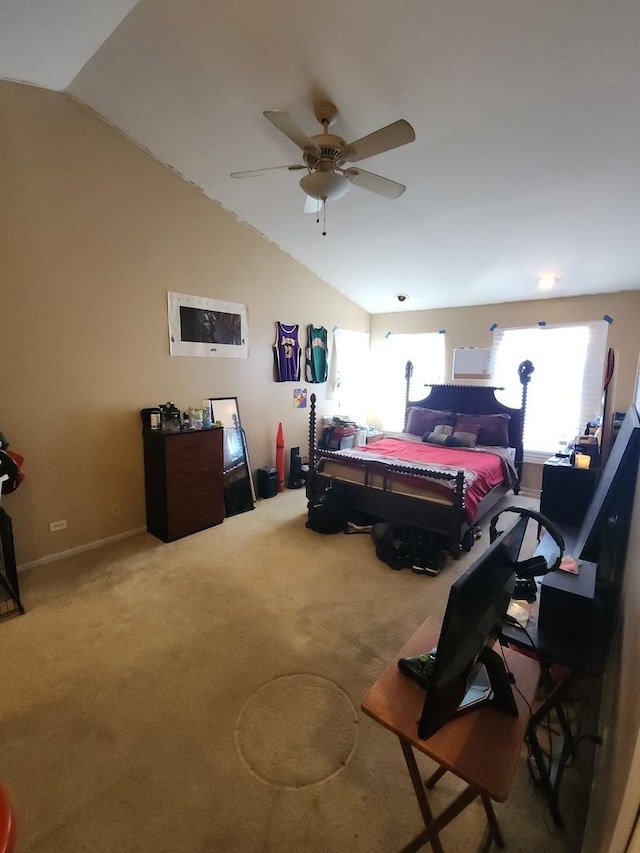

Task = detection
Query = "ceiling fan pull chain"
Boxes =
[322,199,327,237]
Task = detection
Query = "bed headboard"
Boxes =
[404,359,534,479]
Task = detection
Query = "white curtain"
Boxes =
[329,328,370,425]
[370,332,445,431]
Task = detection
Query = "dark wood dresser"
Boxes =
[142,428,224,542]
[540,456,598,528]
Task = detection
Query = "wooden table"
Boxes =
[361,615,540,852]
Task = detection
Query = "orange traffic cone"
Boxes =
[276,422,285,492]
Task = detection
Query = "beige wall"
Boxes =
[370,293,640,492]
[0,82,368,564]
[2,81,639,565]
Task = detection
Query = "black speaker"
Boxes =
[257,467,278,499]
[288,447,303,489]
[538,559,597,647]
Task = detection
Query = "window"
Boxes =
[491,321,609,461]
[329,328,371,425]
[371,332,446,431]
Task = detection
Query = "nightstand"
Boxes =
[540,457,598,528]
[366,432,384,444]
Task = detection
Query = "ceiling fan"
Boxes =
[231,100,415,208]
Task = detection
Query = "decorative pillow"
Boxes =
[405,407,455,437]
[455,413,511,447]
[423,424,455,445]
[448,425,480,448]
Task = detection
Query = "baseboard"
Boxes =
[17,489,540,570]
[518,486,541,499]
[17,526,147,572]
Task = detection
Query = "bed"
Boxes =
[306,360,534,556]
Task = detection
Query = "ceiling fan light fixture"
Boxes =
[299,170,351,202]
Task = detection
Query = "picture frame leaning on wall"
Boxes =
[209,397,255,516]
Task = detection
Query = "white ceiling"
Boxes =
[3,0,640,314]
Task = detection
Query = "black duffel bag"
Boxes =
[306,483,347,534]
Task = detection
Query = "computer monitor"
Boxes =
[416,513,529,740]
[575,405,640,589]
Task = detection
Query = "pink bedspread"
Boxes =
[323,437,510,522]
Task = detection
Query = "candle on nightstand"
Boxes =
[575,453,591,469]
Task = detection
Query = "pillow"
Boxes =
[405,407,455,437]
[424,422,479,447]
[423,424,454,445]
[448,425,479,448]
[455,413,511,447]
[437,417,480,447]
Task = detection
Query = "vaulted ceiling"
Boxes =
[3,0,640,313]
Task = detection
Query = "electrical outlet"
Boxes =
[49,520,67,532]
[111,503,121,517]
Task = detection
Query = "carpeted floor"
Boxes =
[1,490,595,851]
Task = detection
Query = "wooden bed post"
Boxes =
[307,392,317,495]
[518,360,535,449]
[404,360,414,431]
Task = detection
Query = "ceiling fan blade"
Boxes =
[345,119,415,163]
[263,111,321,155]
[230,165,306,178]
[345,168,406,199]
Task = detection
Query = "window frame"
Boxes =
[371,331,446,432]
[491,320,609,463]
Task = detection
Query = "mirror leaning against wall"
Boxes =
[209,397,255,517]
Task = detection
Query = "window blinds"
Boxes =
[491,321,609,460]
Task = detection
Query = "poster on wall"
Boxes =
[293,388,307,408]
[168,292,248,358]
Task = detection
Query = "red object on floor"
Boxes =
[0,784,16,853]
[276,422,285,492]
[0,450,25,495]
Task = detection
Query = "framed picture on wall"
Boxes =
[168,291,248,358]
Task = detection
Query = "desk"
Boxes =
[361,615,539,852]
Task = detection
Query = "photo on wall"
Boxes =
[168,291,248,358]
